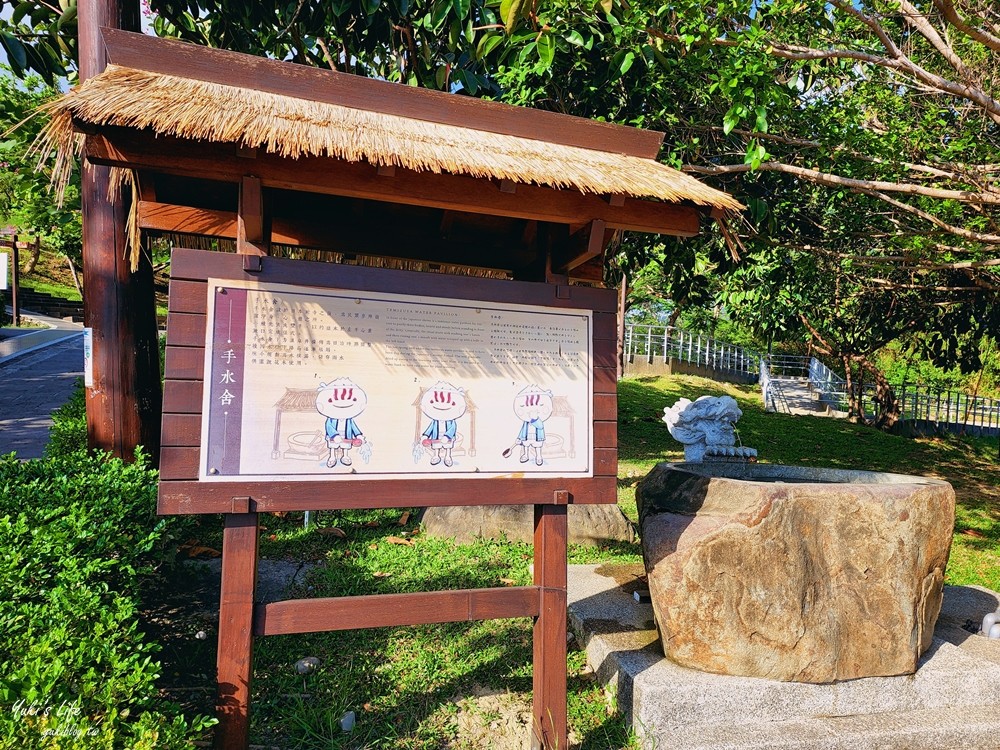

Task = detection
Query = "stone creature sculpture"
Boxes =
[662,395,757,462]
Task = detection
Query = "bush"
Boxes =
[0,450,214,747]
[45,383,87,458]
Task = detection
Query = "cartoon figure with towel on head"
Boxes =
[316,377,371,468]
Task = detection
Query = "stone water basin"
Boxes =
[636,462,955,684]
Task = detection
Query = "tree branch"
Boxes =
[932,0,1000,53]
[683,161,1000,205]
[686,124,989,181]
[868,191,1000,243]
[829,0,903,57]
[648,16,1000,124]
[897,0,971,78]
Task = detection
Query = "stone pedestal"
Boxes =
[636,462,955,683]
[568,564,1000,750]
[419,504,636,546]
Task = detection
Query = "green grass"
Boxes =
[204,508,640,749]
[17,277,82,302]
[170,374,1000,748]
[618,374,1000,590]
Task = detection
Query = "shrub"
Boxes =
[45,382,87,459]
[0,450,214,747]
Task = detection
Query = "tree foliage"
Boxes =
[0,70,81,267]
[2,0,998,424]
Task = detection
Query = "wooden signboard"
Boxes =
[159,247,618,750]
[160,248,618,513]
[199,279,594,481]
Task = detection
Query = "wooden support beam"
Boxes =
[553,219,608,274]
[256,587,541,636]
[216,513,258,750]
[79,0,161,464]
[85,131,702,237]
[138,201,237,237]
[101,27,665,159]
[237,175,267,256]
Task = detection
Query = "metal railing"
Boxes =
[897,385,1000,433]
[623,323,761,377]
[761,354,1000,432]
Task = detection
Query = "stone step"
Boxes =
[567,564,1000,750]
[11,290,84,322]
[766,378,830,416]
[660,705,1000,750]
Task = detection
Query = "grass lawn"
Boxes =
[164,373,998,748]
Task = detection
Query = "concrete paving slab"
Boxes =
[568,564,1000,750]
[0,335,83,459]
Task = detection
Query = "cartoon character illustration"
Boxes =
[316,377,368,468]
[417,381,468,467]
[506,385,554,466]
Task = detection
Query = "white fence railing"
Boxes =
[623,324,761,377]
[759,355,1000,433]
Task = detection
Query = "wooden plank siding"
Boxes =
[86,130,702,238]
[158,248,618,515]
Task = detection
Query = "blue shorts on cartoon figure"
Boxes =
[513,385,554,466]
[316,378,367,468]
[419,381,467,467]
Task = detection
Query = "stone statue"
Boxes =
[662,395,757,462]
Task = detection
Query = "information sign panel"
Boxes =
[200,279,593,482]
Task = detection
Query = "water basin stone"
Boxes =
[636,462,955,683]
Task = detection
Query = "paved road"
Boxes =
[0,313,84,460]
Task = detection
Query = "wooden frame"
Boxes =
[71,21,725,750]
[160,248,618,515]
[161,248,617,749]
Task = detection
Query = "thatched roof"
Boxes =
[41,62,741,213]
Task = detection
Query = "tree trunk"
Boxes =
[65,254,82,299]
[23,237,41,275]
[616,272,628,379]
[867,363,900,430]
[842,354,863,422]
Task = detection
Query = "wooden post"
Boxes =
[217,512,259,750]
[532,496,568,750]
[11,238,20,327]
[79,0,162,462]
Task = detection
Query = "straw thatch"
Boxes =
[40,64,742,213]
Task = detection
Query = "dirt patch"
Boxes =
[447,686,532,750]
[446,685,583,750]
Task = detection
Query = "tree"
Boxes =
[647,0,1000,375]
[0,0,512,94]
[491,0,998,424]
[0,71,82,285]
[5,0,998,431]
